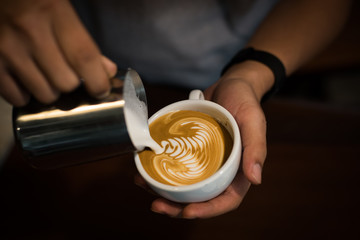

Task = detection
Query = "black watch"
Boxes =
[221,47,286,102]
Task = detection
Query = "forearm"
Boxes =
[223,0,352,100]
[248,0,352,76]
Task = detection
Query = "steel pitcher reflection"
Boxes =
[13,69,148,169]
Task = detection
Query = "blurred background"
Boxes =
[1,2,359,240]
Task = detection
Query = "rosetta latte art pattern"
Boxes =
[139,110,230,186]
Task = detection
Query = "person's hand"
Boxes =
[136,60,274,218]
[0,0,117,106]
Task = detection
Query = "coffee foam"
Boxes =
[139,110,233,186]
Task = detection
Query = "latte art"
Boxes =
[139,110,233,186]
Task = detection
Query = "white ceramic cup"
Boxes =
[134,90,242,203]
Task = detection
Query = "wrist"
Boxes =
[221,47,286,102]
[222,60,275,102]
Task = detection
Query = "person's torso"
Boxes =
[73,0,278,89]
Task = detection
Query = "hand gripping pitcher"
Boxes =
[13,69,158,169]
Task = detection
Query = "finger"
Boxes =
[0,64,29,106]
[134,174,147,188]
[52,2,110,98]
[101,56,118,78]
[15,57,59,104]
[31,22,80,93]
[181,173,251,219]
[1,28,59,104]
[134,174,158,196]
[150,173,251,219]
[151,198,185,218]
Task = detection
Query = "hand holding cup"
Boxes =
[135,90,242,203]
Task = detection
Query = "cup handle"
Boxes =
[189,90,205,100]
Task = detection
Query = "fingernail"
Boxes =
[151,207,168,216]
[96,89,111,99]
[252,163,262,184]
[151,207,162,214]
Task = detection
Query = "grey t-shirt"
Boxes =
[73,0,279,89]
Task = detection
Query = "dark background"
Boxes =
[1,2,360,240]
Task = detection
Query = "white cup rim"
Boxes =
[135,98,241,193]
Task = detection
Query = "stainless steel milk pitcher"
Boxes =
[13,69,147,169]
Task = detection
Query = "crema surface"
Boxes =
[139,110,233,186]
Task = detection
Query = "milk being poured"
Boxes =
[123,71,163,154]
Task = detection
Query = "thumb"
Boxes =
[238,104,267,185]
